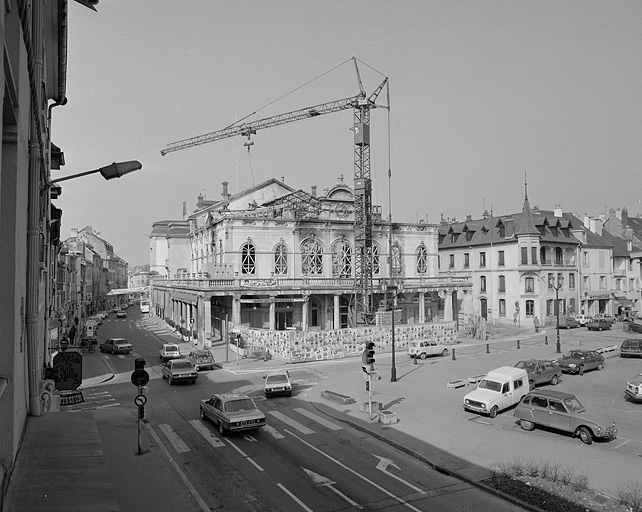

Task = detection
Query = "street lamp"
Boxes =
[50,160,142,184]
[551,277,564,354]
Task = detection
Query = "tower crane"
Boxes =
[161,58,389,325]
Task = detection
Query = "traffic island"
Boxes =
[321,390,356,405]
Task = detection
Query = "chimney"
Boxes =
[311,185,317,197]
[554,205,563,217]
[222,181,229,199]
[281,176,285,183]
[622,207,629,228]
[466,214,472,221]
[182,202,187,220]
[71,227,78,237]
[583,215,590,228]
[197,193,204,208]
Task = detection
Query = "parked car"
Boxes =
[575,314,592,327]
[116,310,127,319]
[463,366,529,418]
[514,389,617,445]
[88,315,102,326]
[187,350,216,371]
[264,370,293,398]
[99,338,133,355]
[625,373,642,402]
[562,317,580,329]
[587,318,612,331]
[514,359,562,390]
[593,313,615,324]
[556,350,604,375]
[407,339,450,359]
[161,359,198,385]
[159,343,181,362]
[620,339,642,358]
[199,393,266,435]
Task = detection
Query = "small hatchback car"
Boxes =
[620,339,642,358]
[161,359,198,385]
[625,374,642,402]
[188,350,216,371]
[159,343,181,362]
[264,370,293,398]
[514,389,617,445]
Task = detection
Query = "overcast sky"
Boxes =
[52,0,642,267]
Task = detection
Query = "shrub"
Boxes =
[618,481,642,512]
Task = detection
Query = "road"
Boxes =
[80,310,530,511]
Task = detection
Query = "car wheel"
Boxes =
[218,420,227,436]
[520,420,535,431]
[528,380,535,391]
[597,363,604,371]
[578,426,593,445]
[489,406,499,418]
[550,375,559,385]
[578,365,585,376]
[419,353,427,360]
[441,348,449,357]
[199,407,206,421]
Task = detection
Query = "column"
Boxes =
[269,297,276,331]
[301,296,309,331]
[232,294,241,326]
[419,291,426,324]
[444,289,453,321]
[202,298,212,349]
[333,295,341,329]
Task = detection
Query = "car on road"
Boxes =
[407,339,450,359]
[514,389,617,445]
[555,350,604,375]
[574,314,592,327]
[199,393,266,435]
[514,359,562,390]
[161,359,198,385]
[463,366,529,418]
[264,370,293,397]
[88,315,102,326]
[187,350,216,371]
[562,317,580,329]
[587,318,612,331]
[116,310,127,319]
[625,374,642,402]
[593,313,615,324]
[620,339,642,358]
[159,343,181,362]
[99,338,133,355]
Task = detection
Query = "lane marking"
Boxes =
[158,423,190,453]
[294,407,342,431]
[226,438,263,471]
[286,429,422,511]
[263,425,285,439]
[268,411,315,435]
[189,420,225,448]
[277,483,314,512]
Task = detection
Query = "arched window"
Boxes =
[331,238,352,277]
[391,242,402,275]
[274,241,288,275]
[302,238,323,275]
[241,242,256,275]
[416,243,427,274]
[480,275,487,292]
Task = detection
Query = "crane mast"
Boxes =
[161,59,389,325]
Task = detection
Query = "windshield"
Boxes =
[565,351,585,359]
[563,397,584,413]
[225,399,256,413]
[478,379,502,392]
[267,375,289,384]
[172,361,192,369]
[515,362,535,372]
[165,346,179,353]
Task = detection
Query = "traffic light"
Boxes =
[134,358,146,370]
[365,342,375,366]
[138,405,145,420]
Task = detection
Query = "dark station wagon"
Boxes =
[620,339,642,358]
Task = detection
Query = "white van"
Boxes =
[463,366,529,418]
[407,340,450,359]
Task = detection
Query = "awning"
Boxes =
[106,286,149,296]
[614,299,635,307]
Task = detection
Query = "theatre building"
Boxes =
[150,177,471,357]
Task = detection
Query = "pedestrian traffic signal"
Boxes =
[365,342,375,366]
[138,405,145,420]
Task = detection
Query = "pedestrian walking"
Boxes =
[533,316,540,333]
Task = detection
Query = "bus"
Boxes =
[140,300,150,314]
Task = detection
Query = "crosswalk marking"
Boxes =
[159,423,191,453]
[189,420,225,448]
[263,425,286,439]
[294,408,342,430]
[268,411,315,435]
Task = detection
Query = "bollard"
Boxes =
[517,339,521,350]
[486,344,490,354]
[545,335,548,345]
[414,355,417,365]
[452,348,456,361]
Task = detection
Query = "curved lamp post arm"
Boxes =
[51,160,142,183]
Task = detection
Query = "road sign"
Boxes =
[134,394,147,407]
[52,351,82,391]
[130,369,150,387]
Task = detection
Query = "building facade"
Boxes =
[151,178,471,346]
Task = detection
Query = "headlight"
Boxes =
[569,364,576,368]
[480,404,486,409]
[596,427,603,434]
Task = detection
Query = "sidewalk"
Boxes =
[3,317,618,512]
